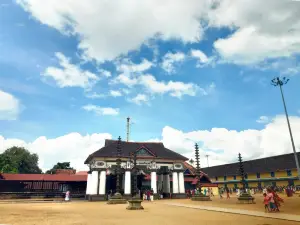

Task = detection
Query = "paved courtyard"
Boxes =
[0,195,300,225]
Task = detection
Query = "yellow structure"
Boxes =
[202,153,300,188]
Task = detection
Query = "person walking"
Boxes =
[263,193,270,213]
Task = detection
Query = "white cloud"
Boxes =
[0,90,21,120]
[17,1,300,66]
[43,52,99,89]
[110,90,122,97]
[85,92,106,99]
[210,0,300,64]
[116,58,153,74]
[98,69,111,78]
[2,114,299,172]
[139,74,198,98]
[128,94,149,105]
[16,0,210,62]
[256,116,270,124]
[161,52,186,73]
[0,133,112,171]
[113,73,201,98]
[190,49,215,67]
[158,115,300,167]
[82,104,119,116]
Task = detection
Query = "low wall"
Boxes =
[0,192,85,200]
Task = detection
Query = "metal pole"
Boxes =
[278,83,300,180]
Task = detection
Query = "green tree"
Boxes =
[45,162,74,174]
[0,146,42,174]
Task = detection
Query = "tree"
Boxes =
[45,162,74,174]
[0,146,42,174]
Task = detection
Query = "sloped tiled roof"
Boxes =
[0,173,87,181]
[201,152,300,177]
[85,139,188,163]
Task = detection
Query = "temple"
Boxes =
[84,139,213,201]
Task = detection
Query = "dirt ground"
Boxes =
[0,197,300,225]
[170,193,300,215]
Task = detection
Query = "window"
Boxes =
[233,175,236,180]
[224,176,227,181]
[244,174,248,179]
[256,173,260,178]
[287,170,292,177]
[215,177,218,181]
[270,172,275,177]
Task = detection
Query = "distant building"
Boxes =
[85,139,214,201]
[202,152,300,189]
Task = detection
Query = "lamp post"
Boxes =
[271,77,300,180]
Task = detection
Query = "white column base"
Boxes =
[172,172,179,194]
[98,170,106,195]
[151,171,157,194]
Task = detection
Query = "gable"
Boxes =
[135,146,155,157]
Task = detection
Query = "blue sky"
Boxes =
[1,0,300,170]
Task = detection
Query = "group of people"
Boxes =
[263,187,284,212]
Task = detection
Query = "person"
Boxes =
[263,193,269,213]
[267,188,275,212]
[204,188,207,196]
[150,188,154,201]
[271,188,283,212]
[226,187,230,199]
[65,190,70,202]
[210,188,214,197]
[219,188,223,199]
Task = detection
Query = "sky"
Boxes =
[1,0,300,172]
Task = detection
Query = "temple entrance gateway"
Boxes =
[84,139,192,201]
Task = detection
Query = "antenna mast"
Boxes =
[126,117,130,142]
[205,154,210,167]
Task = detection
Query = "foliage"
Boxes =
[45,162,74,174]
[0,146,42,174]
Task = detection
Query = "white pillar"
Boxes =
[172,172,179,193]
[86,173,92,195]
[124,170,131,195]
[98,170,106,195]
[151,171,157,194]
[163,174,170,193]
[178,172,185,193]
[91,171,99,195]
[158,174,163,192]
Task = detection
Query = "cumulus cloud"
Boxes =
[210,0,300,64]
[0,90,21,120]
[256,116,270,124]
[17,0,300,66]
[161,52,186,73]
[1,114,299,172]
[16,0,210,62]
[128,94,149,105]
[82,104,119,116]
[159,115,300,167]
[0,133,111,171]
[43,52,99,89]
[110,90,122,97]
[190,49,215,67]
[112,73,203,98]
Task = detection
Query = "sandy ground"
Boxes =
[0,197,299,225]
[169,194,300,215]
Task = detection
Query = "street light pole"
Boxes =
[271,77,300,180]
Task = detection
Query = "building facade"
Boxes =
[202,153,300,189]
[84,139,212,201]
